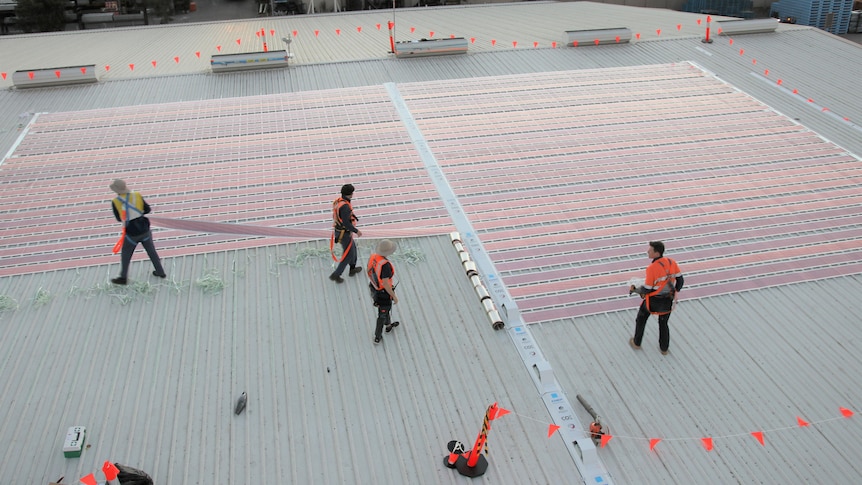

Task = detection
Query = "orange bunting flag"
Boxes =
[174,56,180,63]
[494,407,510,419]
[195,51,201,58]
[840,407,854,418]
[792,88,799,94]
[1,72,6,80]
[80,474,97,485]
[656,29,661,36]
[552,41,557,48]
[491,39,497,46]
[429,31,435,38]
[764,69,769,76]
[357,26,362,33]
[701,437,713,451]
[128,64,135,71]
[314,30,320,37]
[752,58,757,64]
[236,38,241,45]
[376,23,381,30]
[512,41,517,47]
[676,23,682,31]
[797,416,810,427]
[649,438,661,451]
[600,434,612,448]
[26,72,33,79]
[105,65,111,71]
[80,67,87,74]
[336,29,341,35]
[103,461,120,481]
[739,49,745,55]
[697,18,702,25]
[635,33,641,40]
[751,431,765,446]
[777,79,783,85]
[727,36,732,43]
[410,27,415,33]
[533,41,538,48]
[292,30,297,37]
[470,37,475,43]
[55,71,62,78]
[151,60,157,68]
[547,424,560,437]
[217,45,222,52]
[573,40,579,47]
[270,29,275,36]
[593,39,600,46]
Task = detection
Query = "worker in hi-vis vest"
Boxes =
[629,241,684,355]
[109,179,166,285]
[329,183,363,284]
[367,239,399,345]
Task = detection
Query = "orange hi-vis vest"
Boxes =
[332,197,357,230]
[367,253,394,291]
[644,257,681,297]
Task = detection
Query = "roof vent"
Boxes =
[13,65,98,89]
[717,18,779,35]
[394,37,468,58]
[210,51,290,73]
[565,28,632,47]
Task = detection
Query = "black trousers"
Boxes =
[119,230,165,279]
[371,286,392,339]
[332,232,357,277]
[633,300,671,352]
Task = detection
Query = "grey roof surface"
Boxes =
[1,2,862,484]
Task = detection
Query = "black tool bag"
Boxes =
[115,463,154,485]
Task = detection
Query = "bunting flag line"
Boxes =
[0,17,852,123]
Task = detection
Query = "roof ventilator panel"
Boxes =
[13,65,98,89]
[565,28,632,47]
[394,37,468,58]
[210,51,290,73]
[717,18,779,35]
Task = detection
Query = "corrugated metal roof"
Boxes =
[1,2,861,484]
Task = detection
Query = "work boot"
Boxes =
[629,337,641,350]
[153,271,167,278]
[385,321,400,333]
[660,348,669,355]
[329,274,344,284]
[349,266,363,276]
[373,336,382,345]
[111,277,127,285]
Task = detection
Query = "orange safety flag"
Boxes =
[112,210,126,254]
[112,227,125,254]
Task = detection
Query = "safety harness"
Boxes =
[330,196,358,262]
[645,258,677,315]
[367,253,394,291]
[111,192,148,252]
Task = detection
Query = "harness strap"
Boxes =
[330,230,354,262]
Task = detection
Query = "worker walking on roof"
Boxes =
[629,241,684,355]
[108,179,166,285]
[329,184,363,283]
[368,239,399,345]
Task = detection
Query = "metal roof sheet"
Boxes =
[0,2,861,484]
